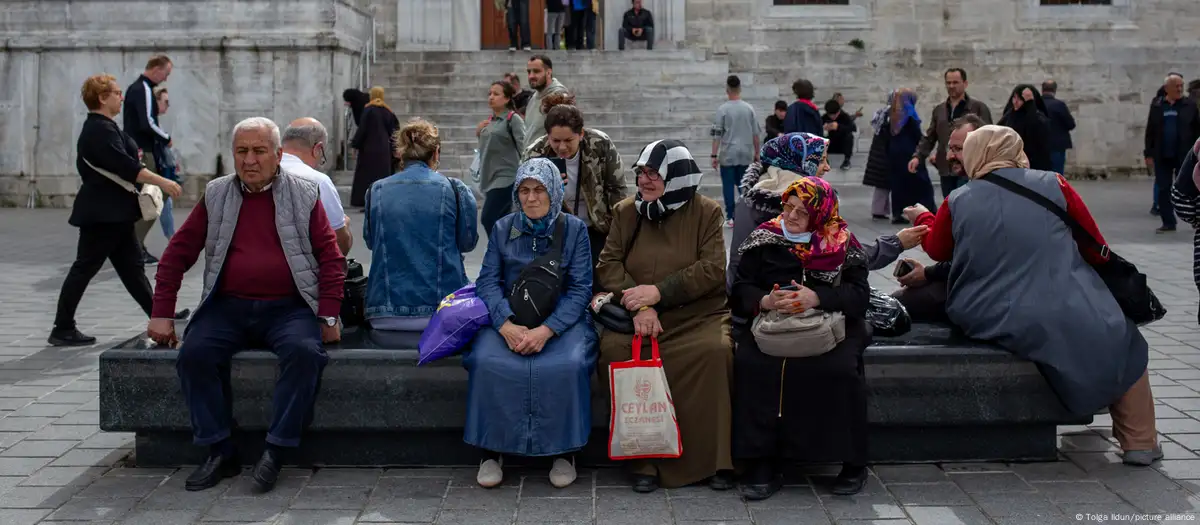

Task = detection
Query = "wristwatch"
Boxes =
[319,316,338,327]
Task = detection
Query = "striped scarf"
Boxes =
[632,139,703,221]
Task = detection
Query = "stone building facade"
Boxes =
[0,0,372,207]
[1,0,1196,206]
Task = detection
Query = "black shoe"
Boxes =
[840,162,851,170]
[174,309,191,321]
[708,470,735,491]
[142,253,159,266]
[891,218,908,225]
[830,465,868,496]
[738,479,781,501]
[1156,226,1177,234]
[47,328,97,347]
[251,447,283,493]
[185,453,240,491]
[631,474,658,493]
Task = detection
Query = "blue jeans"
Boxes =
[159,197,175,239]
[1049,150,1067,176]
[1155,158,1180,228]
[719,165,747,220]
[176,295,328,447]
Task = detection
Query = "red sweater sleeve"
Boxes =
[152,200,209,318]
[309,201,347,317]
[1057,175,1109,265]
[915,197,955,261]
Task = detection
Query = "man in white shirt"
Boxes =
[281,118,353,255]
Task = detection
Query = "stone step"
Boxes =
[374,84,776,99]
[393,95,784,114]
[373,61,732,78]
[419,110,718,128]
[375,48,709,64]
[432,124,716,142]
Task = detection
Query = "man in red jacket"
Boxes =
[147,117,346,494]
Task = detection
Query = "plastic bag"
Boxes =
[608,335,682,460]
[417,284,490,365]
[866,287,911,337]
[469,149,481,184]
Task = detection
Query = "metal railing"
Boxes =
[342,16,377,171]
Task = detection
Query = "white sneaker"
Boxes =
[522,46,533,51]
[724,219,734,228]
[508,47,517,52]
[477,458,504,488]
[549,457,577,488]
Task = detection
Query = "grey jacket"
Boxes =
[523,78,568,143]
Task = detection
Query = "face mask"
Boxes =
[781,220,812,243]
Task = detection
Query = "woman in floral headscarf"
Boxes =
[596,140,734,493]
[727,132,928,297]
[467,158,599,489]
[731,177,872,500]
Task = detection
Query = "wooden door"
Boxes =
[482,0,548,49]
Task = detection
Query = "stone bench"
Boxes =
[99,323,1091,467]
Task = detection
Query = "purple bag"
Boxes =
[417,284,491,366]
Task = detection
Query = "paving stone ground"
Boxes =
[0,180,1197,525]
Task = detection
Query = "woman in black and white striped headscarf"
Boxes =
[632,139,704,221]
[594,139,735,493]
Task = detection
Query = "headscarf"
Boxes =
[962,125,1030,180]
[343,88,369,125]
[365,86,392,113]
[890,89,921,135]
[738,177,860,273]
[1001,84,1049,118]
[759,132,829,176]
[632,139,703,221]
[511,158,564,243]
[870,90,895,135]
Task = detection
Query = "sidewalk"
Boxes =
[0,180,1195,524]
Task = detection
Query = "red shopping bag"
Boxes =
[607,335,682,460]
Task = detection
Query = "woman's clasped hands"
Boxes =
[760,281,820,314]
[499,321,554,355]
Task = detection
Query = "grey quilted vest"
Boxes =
[198,171,322,315]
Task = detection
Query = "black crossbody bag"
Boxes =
[980,173,1166,325]
[509,216,568,328]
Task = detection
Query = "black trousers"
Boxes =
[506,0,531,48]
[54,222,153,330]
[480,188,514,240]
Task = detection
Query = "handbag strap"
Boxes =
[548,214,568,261]
[978,173,1110,259]
[82,158,138,195]
[630,335,661,362]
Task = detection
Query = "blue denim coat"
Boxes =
[464,211,597,455]
[363,161,479,319]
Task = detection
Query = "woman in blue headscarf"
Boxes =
[885,88,937,224]
[467,157,599,490]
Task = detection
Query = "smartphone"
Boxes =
[549,157,568,183]
[779,283,801,291]
[894,260,915,278]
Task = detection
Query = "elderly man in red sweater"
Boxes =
[147,117,346,494]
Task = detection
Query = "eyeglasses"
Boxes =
[782,203,809,216]
[636,168,663,181]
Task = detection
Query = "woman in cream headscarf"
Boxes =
[909,125,1160,466]
[350,86,400,207]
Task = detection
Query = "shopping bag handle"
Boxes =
[630,335,661,362]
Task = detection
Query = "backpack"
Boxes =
[509,216,567,328]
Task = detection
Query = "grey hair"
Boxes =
[232,117,281,151]
[282,120,328,149]
[1166,72,1185,83]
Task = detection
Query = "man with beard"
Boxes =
[522,55,568,144]
[893,114,985,321]
[909,68,993,200]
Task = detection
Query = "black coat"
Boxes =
[122,75,170,152]
[862,126,891,189]
[1041,94,1076,152]
[822,112,857,155]
[69,113,145,227]
[999,86,1054,172]
[1145,96,1200,162]
[350,105,400,207]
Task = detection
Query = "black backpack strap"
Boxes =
[549,214,568,261]
[978,173,1110,258]
[505,111,520,156]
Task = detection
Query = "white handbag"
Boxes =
[83,158,163,222]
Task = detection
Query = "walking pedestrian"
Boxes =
[909,68,992,200]
[349,87,400,208]
[998,84,1054,172]
[49,74,184,346]
[1041,80,1076,175]
[711,75,761,227]
[124,55,174,265]
[889,89,937,223]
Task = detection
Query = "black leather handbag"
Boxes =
[341,258,367,328]
[980,173,1166,325]
[591,217,643,334]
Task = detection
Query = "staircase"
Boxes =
[334,49,869,205]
